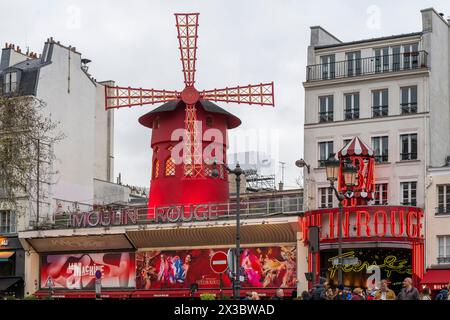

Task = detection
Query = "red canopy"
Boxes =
[421,269,450,286]
[338,137,374,157]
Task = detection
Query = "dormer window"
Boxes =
[4,71,17,93]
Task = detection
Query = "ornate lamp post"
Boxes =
[212,161,243,300]
[324,153,357,286]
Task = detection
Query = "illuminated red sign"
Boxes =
[302,206,424,242]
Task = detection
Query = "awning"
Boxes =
[421,269,450,285]
[0,277,22,291]
[0,251,15,262]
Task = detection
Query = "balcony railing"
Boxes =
[435,206,450,216]
[372,105,388,117]
[400,152,418,161]
[306,51,428,82]
[437,256,450,264]
[27,196,304,231]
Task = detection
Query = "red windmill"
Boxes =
[105,13,275,216]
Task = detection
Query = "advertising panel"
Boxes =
[136,246,296,290]
[40,252,136,289]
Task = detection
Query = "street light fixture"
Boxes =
[324,153,357,287]
[212,160,243,300]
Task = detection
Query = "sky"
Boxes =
[1,0,450,190]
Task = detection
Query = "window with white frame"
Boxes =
[4,72,17,93]
[346,51,361,76]
[372,89,388,117]
[375,47,389,73]
[344,93,359,120]
[320,55,335,80]
[371,136,389,163]
[318,187,333,208]
[400,133,417,160]
[400,86,417,114]
[437,235,450,264]
[373,183,388,205]
[0,210,16,234]
[318,141,333,167]
[319,95,333,123]
[403,43,419,69]
[400,181,417,206]
[437,185,450,215]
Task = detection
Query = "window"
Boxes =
[319,95,333,123]
[319,187,333,208]
[400,181,417,206]
[438,236,450,264]
[152,158,160,179]
[403,43,419,69]
[392,46,401,71]
[343,138,352,148]
[437,185,450,215]
[164,157,176,176]
[344,93,359,120]
[346,51,361,76]
[318,141,333,167]
[372,89,388,117]
[373,183,388,205]
[205,116,213,128]
[371,136,388,163]
[320,55,335,80]
[4,72,17,94]
[0,211,16,234]
[400,133,417,160]
[375,47,389,73]
[400,86,417,114]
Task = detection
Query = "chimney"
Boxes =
[278,182,284,191]
[1,42,29,70]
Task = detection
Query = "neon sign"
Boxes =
[327,251,412,278]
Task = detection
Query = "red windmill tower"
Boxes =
[104,13,274,216]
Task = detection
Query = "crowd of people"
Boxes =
[243,278,450,300]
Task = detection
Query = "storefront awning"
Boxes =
[0,251,15,262]
[0,277,22,291]
[421,269,450,285]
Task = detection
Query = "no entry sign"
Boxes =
[210,251,228,274]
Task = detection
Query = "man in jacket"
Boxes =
[374,280,396,300]
[310,277,327,300]
[397,277,420,300]
[435,284,449,300]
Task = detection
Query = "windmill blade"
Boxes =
[200,82,275,106]
[184,103,203,177]
[104,85,180,110]
[175,13,199,87]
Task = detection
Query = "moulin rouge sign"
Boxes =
[69,203,226,228]
[302,206,424,242]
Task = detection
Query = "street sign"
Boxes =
[210,251,228,274]
[95,270,102,280]
[332,257,359,266]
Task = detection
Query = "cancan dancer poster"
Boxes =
[136,246,296,290]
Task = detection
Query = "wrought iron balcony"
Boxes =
[435,206,450,216]
[306,51,428,82]
[437,256,450,264]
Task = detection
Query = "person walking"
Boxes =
[310,277,327,300]
[421,287,431,300]
[435,283,449,300]
[333,285,346,300]
[301,290,311,301]
[374,280,396,300]
[351,288,365,300]
[397,277,420,300]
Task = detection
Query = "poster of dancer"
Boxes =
[135,246,296,290]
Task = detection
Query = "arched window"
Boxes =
[165,157,176,176]
[153,158,160,179]
[205,116,213,128]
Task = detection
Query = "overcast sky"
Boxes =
[2,0,450,189]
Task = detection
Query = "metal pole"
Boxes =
[235,169,241,300]
[312,252,316,286]
[36,138,40,228]
[338,201,343,286]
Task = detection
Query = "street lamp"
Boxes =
[212,161,243,300]
[324,153,357,287]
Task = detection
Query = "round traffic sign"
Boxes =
[210,251,228,274]
[95,270,102,280]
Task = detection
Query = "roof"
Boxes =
[338,137,374,157]
[139,100,242,129]
[315,32,422,50]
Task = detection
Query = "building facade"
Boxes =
[302,8,450,292]
[0,38,120,297]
